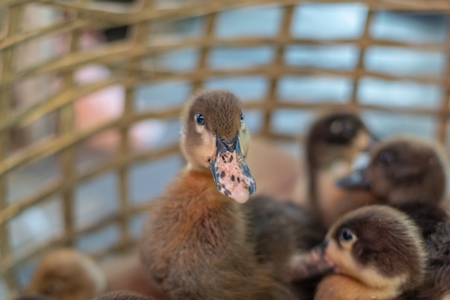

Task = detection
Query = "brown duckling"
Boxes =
[337,136,448,238]
[304,111,378,227]
[292,205,427,300]
[140,90,297,300]
[24,248,105,300]
[23,248,166,300]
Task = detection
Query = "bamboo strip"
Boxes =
[115,0,152,254]
[13,0,450,26]
[117,65,450,87]
[0,78,123,133]
[4,34,450,92]
[0,19,92,51]
[263,4,294,135]
[436,23,450,143]
[58,0,86,248]
[192,0,217,92]
[0,4,23,295]
[349,2,374,105]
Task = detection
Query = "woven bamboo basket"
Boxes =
[1,0,450,298]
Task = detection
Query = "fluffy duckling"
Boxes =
[337,136,448,238]
[140,90,297,300]
[24,248,105,300]
[304,111,378,227]
[23,248,166,300]
[292,205,427,300]
[94,291,151,300]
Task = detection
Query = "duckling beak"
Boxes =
[335,151,371,190]
[290,241,336,281]
[363,133,379,152]
[210,135,257,203]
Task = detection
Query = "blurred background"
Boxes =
[1,0,450,298]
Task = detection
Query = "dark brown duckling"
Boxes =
[292,205,427,300]
[337,136,448,238]
[140,90,296,300]
[304,111,378,227]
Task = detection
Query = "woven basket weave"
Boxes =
[1,0,450,298]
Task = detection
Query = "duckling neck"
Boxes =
[157,166,249,246]
[315,274,400,300]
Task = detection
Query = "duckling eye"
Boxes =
[241,113,244,121]
[340,229,354,241]
[196,113,205,126]
[330,120,343,134]
[379,151,396,164]
[43,281,61,295]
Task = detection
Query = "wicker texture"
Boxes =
[1,0,450,298]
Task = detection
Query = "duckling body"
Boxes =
[246,195,325,281]
[141,90,296,300]
[94,291,152,300]
[143,170,294,299]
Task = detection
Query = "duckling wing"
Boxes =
[400,218,450,300]
[426,219,450,292]
[244,195,325,269]
[395,202,447,239]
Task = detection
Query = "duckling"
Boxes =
[291,205,427,300]
[140,90,297,300]
[94,291,151,300]
[304,111,378,227]
[336,136,448,238]
[23,248,167,300]
[24,248,105,300]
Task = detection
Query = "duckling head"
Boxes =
[291,205,426,299]
[337,136,447,206]
[306,111,377,168]
[24,248,106,300]
[180,90,256,203]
